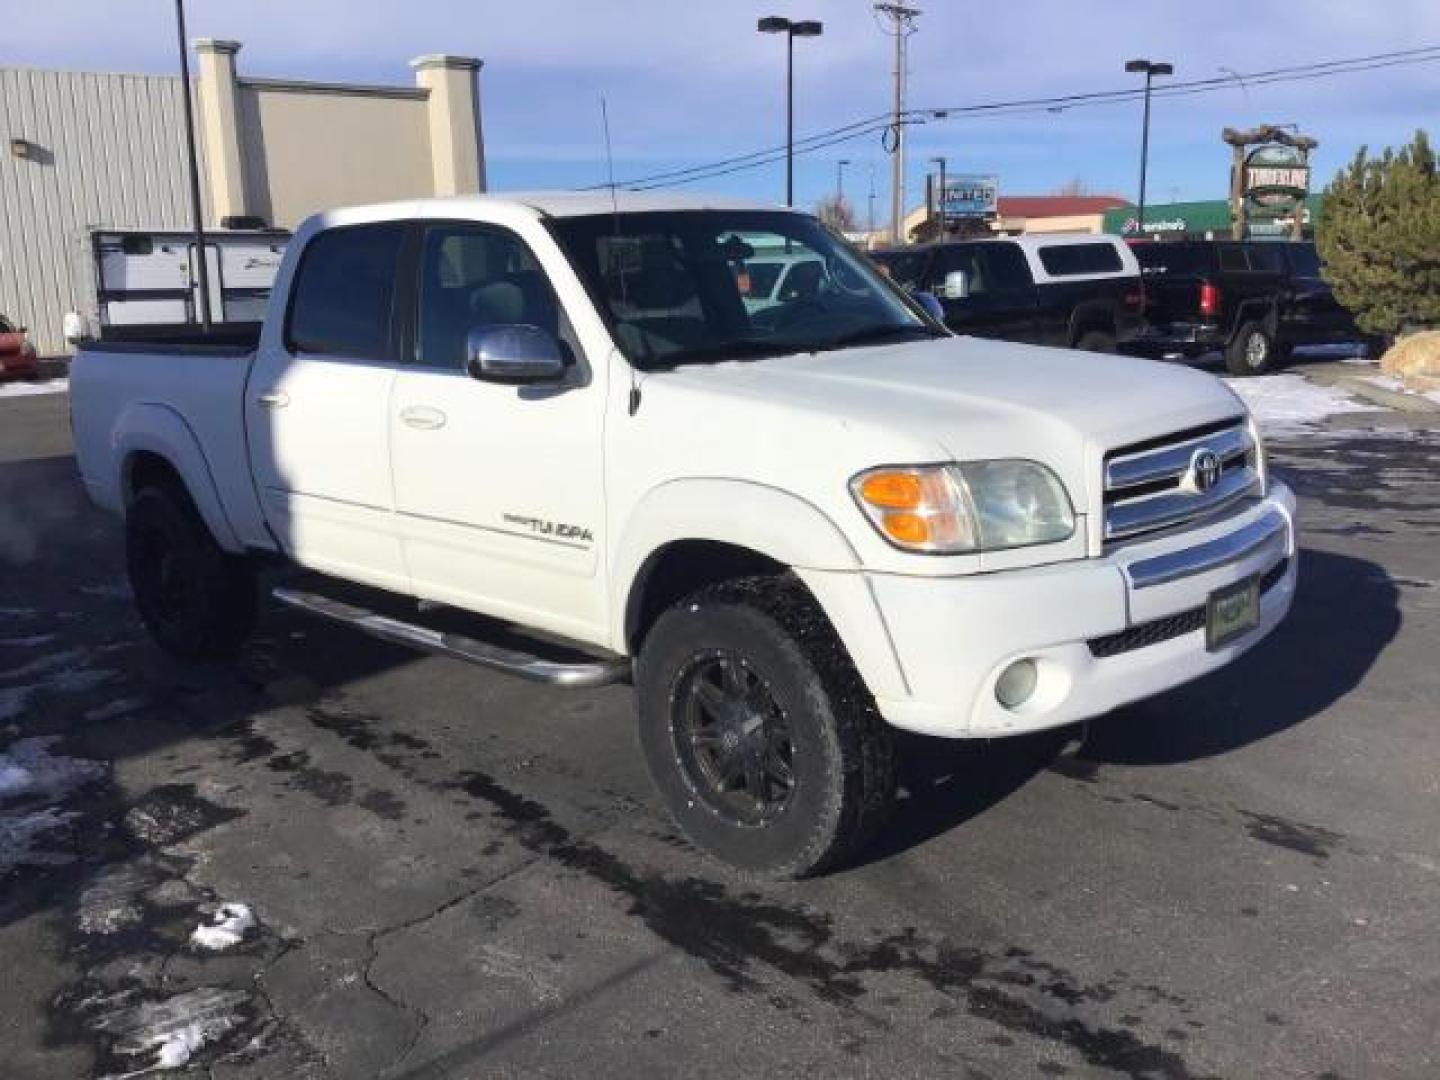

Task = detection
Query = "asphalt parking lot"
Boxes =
[2,384,1438,1079]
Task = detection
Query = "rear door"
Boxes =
[929,242,1039,340]
[245,220,411,591]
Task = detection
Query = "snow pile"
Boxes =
[0,377,67,398]
[190,903,257,951]
[1224,374,1370,436]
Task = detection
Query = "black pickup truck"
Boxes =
[1124,240,1373,375]
[871,235,1146,353]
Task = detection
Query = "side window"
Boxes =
[286,223,405,359]
[933,246,985,294]
[1217,245,1249,272]
[1036,242,1124,277]
[980,244,1033,291]
[777,260,824,302]
[415,223,561,370]
[1246,244,1287,273]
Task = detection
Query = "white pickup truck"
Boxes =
[71,193,1297,877]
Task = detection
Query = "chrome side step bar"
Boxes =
[271,587,631,689]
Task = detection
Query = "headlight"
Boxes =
[1246,413,1269,495]
[851,461,1075,554]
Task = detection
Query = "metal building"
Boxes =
[1,44,485,356]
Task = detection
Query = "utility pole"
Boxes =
[867,161,877,235]
[836,158,850,205]
[174,0,212,330]
[875,4,920,243]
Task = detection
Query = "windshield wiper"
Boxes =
[814,323,946,352]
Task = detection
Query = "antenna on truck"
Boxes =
[601,96,643,417]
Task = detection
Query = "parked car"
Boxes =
[0,316,39,380]
[70,194,1297,878]
[735,253,825,314]
[870,234,1146,352]
[1125,240,1374,375]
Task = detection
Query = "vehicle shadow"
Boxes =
[857,546,1400,864]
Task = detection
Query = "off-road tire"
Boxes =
[1075,330,1116,354]
[636,575,897,879]
[126,486,257,660]
[1226,321,1275,376]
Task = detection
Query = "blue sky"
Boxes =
[7,0,1439,217]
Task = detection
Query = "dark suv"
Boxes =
[1125,240,1371,375]
[871,235,1146,353]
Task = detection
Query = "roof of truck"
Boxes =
[422,190,783,218]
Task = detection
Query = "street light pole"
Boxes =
[836,158,850,204]
[930,155,946,236]
[174,0,212,330]
[1125,58,1173,241]
[759,17,823,207]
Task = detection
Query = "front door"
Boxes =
[245,221,410,591]
[388,220,609,642]
[931,243,1039,341]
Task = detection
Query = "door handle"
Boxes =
[255,390,290,409]
[400,405,447,431]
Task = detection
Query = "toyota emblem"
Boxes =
[1189,448,1222,492]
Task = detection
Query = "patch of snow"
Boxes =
[190,903,257,951]
[78,864,160,935]
[86,697,146,723]
[1224,375,1371,436]
[0,634,57,648]
[0,737,105,875]
[0,377,68,398]
[90,986,250,1075]
[0,762,32,797]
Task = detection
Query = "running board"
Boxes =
[271,586,631,689]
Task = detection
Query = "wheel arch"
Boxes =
[113,403,242,552]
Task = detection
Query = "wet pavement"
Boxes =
[2,390,1438,1079]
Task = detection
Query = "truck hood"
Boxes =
[649,334,1247,528]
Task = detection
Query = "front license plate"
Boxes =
[1206,575,1260,651]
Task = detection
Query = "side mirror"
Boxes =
[465,324,566,384]
[941,270,970,300]
[912,291,945,322]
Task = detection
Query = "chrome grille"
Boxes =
[1103,417,1260,543]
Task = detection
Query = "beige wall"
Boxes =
[236,81,433,228]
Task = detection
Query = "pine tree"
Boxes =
[1316,130,1440,337]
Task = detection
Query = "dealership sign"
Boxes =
[1244,145,1310,210]
[941,175,999,219]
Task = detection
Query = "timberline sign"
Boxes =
[1244,145,1310,210]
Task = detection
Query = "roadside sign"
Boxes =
[941,175,999,219]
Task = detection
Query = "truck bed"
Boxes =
[69,339,274,554]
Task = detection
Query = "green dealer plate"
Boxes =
[1206,574,1260,651]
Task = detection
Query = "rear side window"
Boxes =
[1037,242,1124,277]
[1217,245,1249,272]
[286,222,406,359]
[1133,243,1212,276]
[1246,244,1288,273]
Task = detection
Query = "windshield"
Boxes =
[549,210,940,369]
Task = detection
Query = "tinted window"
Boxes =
[1037,242,1124,276]
[1246,244,1288,273]
[980,244,1033,290]
[871,249,932,290]
[416,223,560,369]
[1217,245,1249,272]
[1133,243,1213,276]
[933,243,1030,295]
[1286,243,1322,276]
[287,223,405,359]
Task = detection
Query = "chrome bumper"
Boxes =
[1123,508,1289,590]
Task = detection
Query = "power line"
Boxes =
[588,45,1440,193]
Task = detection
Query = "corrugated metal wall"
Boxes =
[0,68,207,356]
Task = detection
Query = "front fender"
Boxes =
[111,402,243,552]
[610,479,909,700]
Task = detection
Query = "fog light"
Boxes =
[995,659,1038,709]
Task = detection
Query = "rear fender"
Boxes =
[112,402,243,552]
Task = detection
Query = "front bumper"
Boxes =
[858,482,1297,738]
